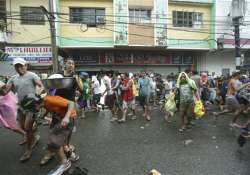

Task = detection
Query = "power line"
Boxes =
[4,16,234,36]
[57,15,234,36]
[2,9,250,24]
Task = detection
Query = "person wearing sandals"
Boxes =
[1,57,44,162]
[21,93,77,175]
[176,72,199,132]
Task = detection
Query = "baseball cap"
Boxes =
[12,57,27,65]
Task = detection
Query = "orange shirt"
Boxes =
[44,96,77,119]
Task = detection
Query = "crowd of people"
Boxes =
[1,57,250,175]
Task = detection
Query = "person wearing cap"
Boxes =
[0,57,44,162]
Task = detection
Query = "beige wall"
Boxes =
[60,0,113,39]
[128,0,154,8]
[129,24,154,45]
[6,0,51,44]
[168,3,211,40]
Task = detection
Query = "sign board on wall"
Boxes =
[71,52,194,65]
[154,0,168,46]
[73,53,99,64]
[113,0,129,45]
[5,47,52,63]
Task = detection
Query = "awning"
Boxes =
[0,61,15,76]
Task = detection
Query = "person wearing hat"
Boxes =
[0,57,44,162]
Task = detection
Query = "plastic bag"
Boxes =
[165,92,177,117]
[194,100,205,119]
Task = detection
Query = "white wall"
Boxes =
[215,0,250,49]
[199,51,236,76]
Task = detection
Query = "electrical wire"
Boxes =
[2,9,250,24]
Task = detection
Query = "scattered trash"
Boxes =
[215,146,219,149]
[140,126,145,129]
[212,136,216,140]
[149,169,162,175]
[184,139,193,146]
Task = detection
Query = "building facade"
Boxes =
[56,0,215,75]
[2,0,52,73]
[3,0,249,76]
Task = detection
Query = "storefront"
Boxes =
[63,49,200,75]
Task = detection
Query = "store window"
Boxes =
[173,11,203,28]
[70,8,105,26]
[129,9,151,23]
[20,7,45,25]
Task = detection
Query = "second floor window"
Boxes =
[70,8,105,27]
[173,11,203,28]
[20,7,45,25]
[129,9,151,23]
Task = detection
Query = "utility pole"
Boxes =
[233,16,242,70]
[231,0,245,70]
[40,1,58,73]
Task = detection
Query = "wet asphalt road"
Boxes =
[1,106,250,175]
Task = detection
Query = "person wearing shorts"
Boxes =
[138,71,151,121]
[176,72,199,132]
[119,73,136,122]
[2,57,44,162]
[213,72,243,126]
[91,76,101,112]
[101,71,116,121]
[22,94,77,174]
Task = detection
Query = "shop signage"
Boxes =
[73,52,193,65]
[182,56,194,64]
[171,55,182,64]
[73,53,99,64]
[5,47,52,63]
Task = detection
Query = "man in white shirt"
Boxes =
[91,76,101,112]
[101,71,116,121]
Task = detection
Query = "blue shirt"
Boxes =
[138,77,150,96]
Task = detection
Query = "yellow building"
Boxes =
[4,0,52,72]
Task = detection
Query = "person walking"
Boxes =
[176,72,199,132]
[1,57,44,161]
[138,71,152,121]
